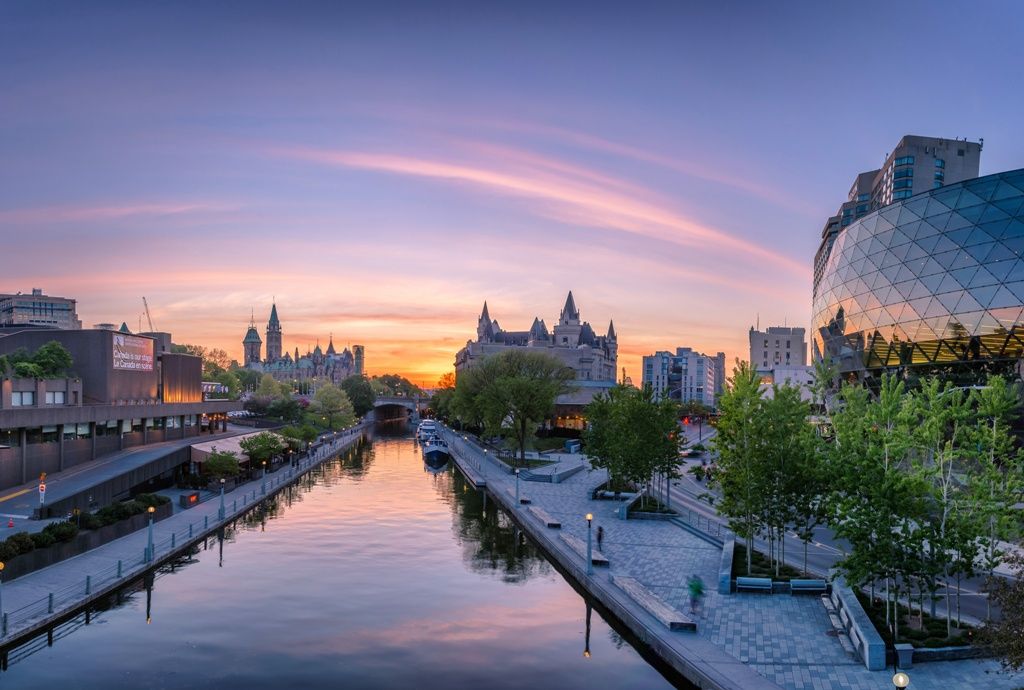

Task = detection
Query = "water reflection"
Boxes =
[0,424,679,689]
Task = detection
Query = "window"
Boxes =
[842,208,853,217]
[894,167,914,179]
[11,391,35,406]
[45,391,65,405]
[893,189,913,200]
[855,203,869,214]
[934,171,944,181]
[957,148,965,157]
[894,156,915,166]
[935,158,945,169]
[786,340,791,348]
[892,178,913,190]
[842,217,852,226]
[857,193,870,202]
[934,181,943,189]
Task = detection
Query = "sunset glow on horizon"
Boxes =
[3,3,1022,386]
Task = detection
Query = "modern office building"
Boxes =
[0,327,239,495]
[455,292,617,409]
[0,288,82,330]
[748,326,807,375]
[642,347,725,409]
[812,167,1024,379]
[814,136,983,297]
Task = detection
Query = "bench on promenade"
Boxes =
[735,576,772,593]
[528,506,560,528]
[506,487,531,505]
[789,579,828,595]
[611,575,696,631]
[561,533,609,567]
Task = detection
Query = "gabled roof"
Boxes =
[561,291,579,320]
[243,326,262,344]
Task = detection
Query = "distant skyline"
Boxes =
[3,1,1023,385]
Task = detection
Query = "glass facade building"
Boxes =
[813,169,1024,377]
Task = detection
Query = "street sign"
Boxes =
[39,482,46,505]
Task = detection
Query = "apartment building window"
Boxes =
[934,171,944,181]
[958,148,965,156]
[855,204,869,215]
[894,189,913,200]
[893,178,913,190]
[786,340,791,348]
[894,167,914,179]
[894,156,915,166]
[45,391,66,405]
[857,193,870,202]
[934,181,943,189]
[935,158,945,169]
[11,391,35,406]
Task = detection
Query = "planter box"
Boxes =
[2,501,173,581]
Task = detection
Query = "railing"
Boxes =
[0,423,368,641]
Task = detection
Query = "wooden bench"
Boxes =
[528,506,561,529]
[612,575,696,631]
[560,533,609,567]
[506,487,531,505]
[735,576,773,593]
[790,579,828,595]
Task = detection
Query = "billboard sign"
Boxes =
[112,334,154,371]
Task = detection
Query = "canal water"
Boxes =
[0,423,679,689]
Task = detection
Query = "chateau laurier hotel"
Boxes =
[455,292,618,421]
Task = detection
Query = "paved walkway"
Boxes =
[444,428,1024,690]
[0,425,366,642]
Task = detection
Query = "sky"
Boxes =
[2,1,1023,386]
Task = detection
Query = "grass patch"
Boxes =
[854,590,976,648]
[731,543,804,582]
[530,436,570,452]
[629,495,677,515]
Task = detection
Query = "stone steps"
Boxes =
[612,575,696,631]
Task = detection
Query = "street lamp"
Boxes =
[515,468,520,505]
[261,460,267,495]
[892,671,910,689]
[146,506,156,562]
[0,560,5,628]
[218,477,226,520]
[586,513,594,575]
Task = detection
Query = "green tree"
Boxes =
[238,432,287,468]
[203,449,241,479]
[257,373,284,397]
[211,370,241,399]
[310,383,356,430]
[33,341,74,377]
[584,385,679,504]
[713,361,767,574]
[341,375,375,417]
[454,350,574,465]
[979,552,1024,670]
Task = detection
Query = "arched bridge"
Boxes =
[373,395,430,416]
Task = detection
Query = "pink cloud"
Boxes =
[0,202,238,224]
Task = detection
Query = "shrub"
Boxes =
[134,493,169,508]
[42,521,79,542]
[79,512,103,530]
[31,531,56,549]
[0,540,17,561]
[7,531,36,555]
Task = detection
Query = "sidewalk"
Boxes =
[444,427,1024,690]
[0,424,366,643]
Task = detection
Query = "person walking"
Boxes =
[596,525,605,551]
[687,574,705,614]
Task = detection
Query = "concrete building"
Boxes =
[749,326,807,375]
[0,288,82,330]
[455,292,617,409]
[641,347,725,409]
[758,365,815,403]
[242,303,363,385]
[814,136,983,296]
[0,327,238,494]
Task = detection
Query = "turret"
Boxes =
[265,302,282,361]
[477,301,494,342]
[243,313,263,366]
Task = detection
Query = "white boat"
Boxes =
[423,437,450,466]
[416,420,438,443]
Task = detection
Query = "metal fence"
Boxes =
[0,424,367,641]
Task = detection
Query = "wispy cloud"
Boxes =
[273,145,809,276]
[0,202,238,225]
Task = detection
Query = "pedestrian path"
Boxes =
[0,424,367,643]
[443,427,1024,690]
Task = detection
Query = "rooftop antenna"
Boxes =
[757,313,760,331]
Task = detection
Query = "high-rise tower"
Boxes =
[266,303,282,361]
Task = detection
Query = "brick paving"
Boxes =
[446,430,1024,690]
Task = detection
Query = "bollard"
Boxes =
[86,575,91,595]
[171,533,176,548]
[48,593,54,614]
[117,559,123,578]
[189,523,193,539]
[2,612,7,637]
[233,500,237,512]
[205,515,209,529]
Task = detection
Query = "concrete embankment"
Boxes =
[442,428,780,690]
[0,422,370,648]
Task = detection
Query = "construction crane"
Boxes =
[142,297,156,332]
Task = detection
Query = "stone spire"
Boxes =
[477,301,494,342]
[561,291,579,323]
[327,333,336,355]
[265,302,283,361]
[607,319,616,340]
